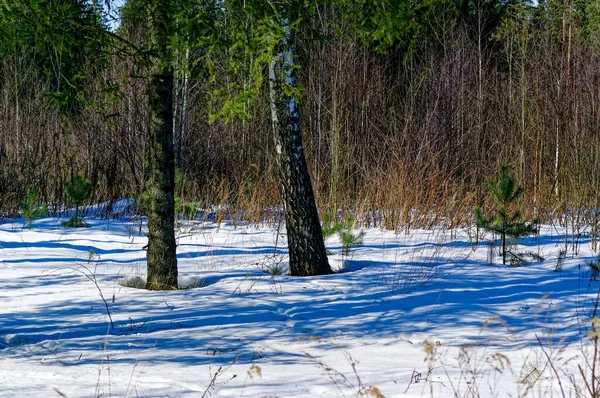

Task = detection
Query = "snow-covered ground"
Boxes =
[1,213,599,397]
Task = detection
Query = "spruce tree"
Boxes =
[475,164,537,265]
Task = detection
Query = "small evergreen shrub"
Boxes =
[175,197,202,220]
[18,189,47,229]
[587,255,600,280]
[130,191,149,216]
[475,164,537,265]
[62,217,89,228]
[321,212,341,238]
[63,174,92,228]
[339,216,366,256]
[321,213,365,256]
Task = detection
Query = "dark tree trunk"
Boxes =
[146,68,178,290]
[144,0,178,290]
[268,22,331,277]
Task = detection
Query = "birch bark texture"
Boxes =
[268,20,331,277]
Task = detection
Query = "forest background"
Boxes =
[1,0,599,239]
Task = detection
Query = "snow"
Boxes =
[0,213,598,397]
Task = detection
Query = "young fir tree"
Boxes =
[475,164,537,265]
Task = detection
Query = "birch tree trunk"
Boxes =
[268,21,331,277]
[173,47,189,170]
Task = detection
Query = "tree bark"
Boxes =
[146,68,178,290]
[268,21,331,277]
[501,230,506,265]
[144,0,178,290]
[174,47,189,169]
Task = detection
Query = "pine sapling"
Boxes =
[63,174,93,227]
[321,212,342,238]
[18,189,47,229]
[475,164,537,265]
[130,191,149,216]
[587,255,600,280]
[321,213,365,257]
[339,216,366,256]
